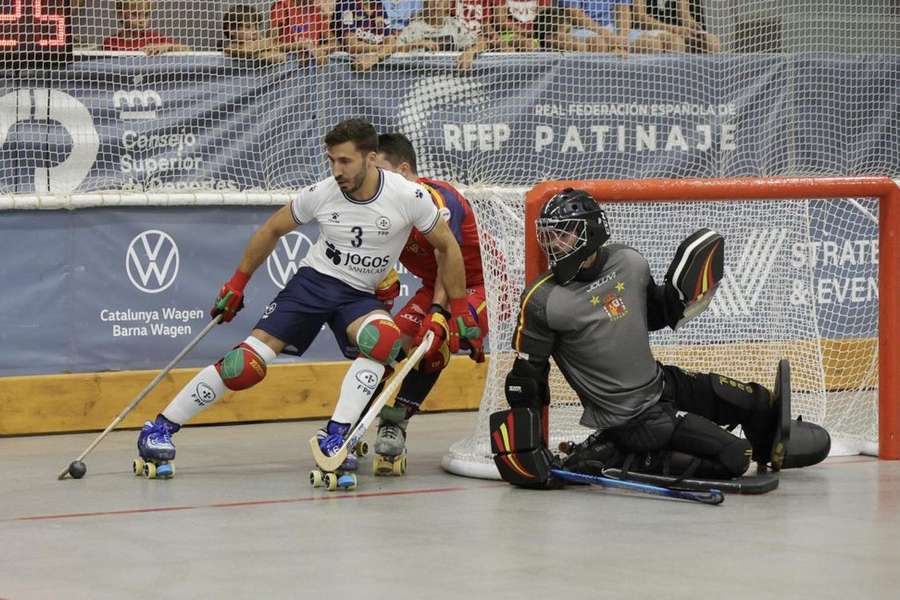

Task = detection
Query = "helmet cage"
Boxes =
[536,216,590,266]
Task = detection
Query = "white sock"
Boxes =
[162,336,277,425]
[331,357,385,425]
[162,365,227,424]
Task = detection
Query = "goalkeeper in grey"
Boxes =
[491,188,831,488]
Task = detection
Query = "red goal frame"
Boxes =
[524,177,899,459]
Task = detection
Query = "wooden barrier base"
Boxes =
[0,356,487,436]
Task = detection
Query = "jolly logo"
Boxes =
[267,232,312,289]
[126,230,179,293]
[709,229,788,318]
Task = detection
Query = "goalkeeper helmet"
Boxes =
[536,188,611,284]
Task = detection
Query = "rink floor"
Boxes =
[2,412,898,600]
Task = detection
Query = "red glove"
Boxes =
[413,306,450,357]
[448,298,482,354]
[375,269,401,309]
[211,270,249,323]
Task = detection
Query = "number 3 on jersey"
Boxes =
[351,226,363,248]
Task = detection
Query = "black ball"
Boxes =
[68,460,87,479]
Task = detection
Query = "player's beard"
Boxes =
[336,163,368,195]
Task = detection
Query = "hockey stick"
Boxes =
[308,330,435,473]
[56,315,223,480]
[601,468,779,495]
[550,469,725,506]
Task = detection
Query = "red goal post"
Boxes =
[524,177,899,459]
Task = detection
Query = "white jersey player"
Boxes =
[134,119,478,482]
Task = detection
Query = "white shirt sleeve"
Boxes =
[410,184,441,234]
[290,185,320,225]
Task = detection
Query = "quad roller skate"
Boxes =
[133,414,180,479]
[373,405,408,476]
[309,420,368,491]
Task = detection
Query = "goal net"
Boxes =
[444,177,899,479]
[0,4,896,452]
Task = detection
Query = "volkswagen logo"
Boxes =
[125,229,179,293]
[267,231,313,289]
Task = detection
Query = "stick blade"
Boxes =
[309,435,348,473]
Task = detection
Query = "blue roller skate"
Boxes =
[309,420,360,491]
[134,414,180,479]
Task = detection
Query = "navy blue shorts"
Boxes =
[254,267,384,359]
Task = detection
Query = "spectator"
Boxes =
[382,0,425,31]
[559,0,685,53]
[102,0,190,54]
[633,0,719,53]
[453,0,494,37]
[534,6,616,52]
[270,0,336,64]
[223,4,286,64]
[493,0,550,51]
[331,0,437,71]
[398,0,491,71]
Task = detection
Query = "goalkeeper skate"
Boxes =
[133,414,180,479]
[373,405,409,476]
[309,420,368,491]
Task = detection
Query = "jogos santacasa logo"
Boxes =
[126,230,180,293]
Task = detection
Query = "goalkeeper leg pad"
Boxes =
[490,408,556,488]
[671,412,752,477]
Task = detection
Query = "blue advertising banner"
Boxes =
[0,206,425,375]
[0,54,896,196]
[0,53,892,376]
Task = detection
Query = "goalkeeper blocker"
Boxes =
[665,227,724,330]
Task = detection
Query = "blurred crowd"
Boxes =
[95,0,720,70]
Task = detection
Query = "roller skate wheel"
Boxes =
[324,472,338,491]
[310,469,324,487]
[133,458,145,476]
[157,462,174,478]
[373,455,388,476]
[394,455,407,476]
[337,473,357,490]
[354,441,369,457]
[143,462,157,479]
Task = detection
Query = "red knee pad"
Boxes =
[216,342,267,390]
[357,317,403,365]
